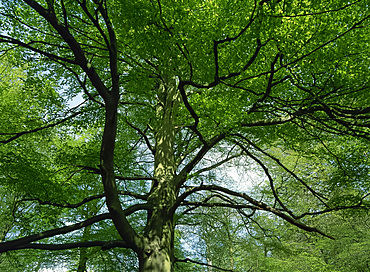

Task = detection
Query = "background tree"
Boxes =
[0,0,369,271]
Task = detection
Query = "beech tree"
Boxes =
[0,0,369,271]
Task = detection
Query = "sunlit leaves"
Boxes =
[0,0,369,270]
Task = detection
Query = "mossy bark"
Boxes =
[138,75,180,272]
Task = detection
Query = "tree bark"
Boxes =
[76,225,91,272]
[76,247,88,272]
[137,75,180,271]
[100,96,141,252]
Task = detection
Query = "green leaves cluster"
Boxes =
[0,0,369,271]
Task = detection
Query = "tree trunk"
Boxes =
[138,230,174,272]
[76,247,88,272]
[137,75,179,272]
[76,225,91,272]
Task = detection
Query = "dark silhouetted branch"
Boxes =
[12,240,128,251]
[0,213,111,253]
[175,257,234,272]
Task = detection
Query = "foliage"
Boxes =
[0,0,369,271]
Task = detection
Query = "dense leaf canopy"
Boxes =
[0,0,369,271]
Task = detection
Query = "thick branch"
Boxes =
[179,38,263,90]
[248,52,280,113]
[0,35,76,65]
[115,176,156,182]
[175,134,226,188]
[23,0,110,101]
[172,185,334,239]
[241,116,294,127]
[125,120,155,155]
[98,2,120,98]
[236,143,297,218]
[19,194,104,209]
[0,202,151,254]
[177,81,207,145]
[20,191,148,208]
[76,164,156,184]
[286,13,370,68]
[213,1,258,81]
[0,213,111,253]
[190,153,242,178]
[175,257,233,272]
[11,240,128,251]
[181,200,256,212]
[234,134,329,203]
[297,193,370,219]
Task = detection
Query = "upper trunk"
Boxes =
[138,75,180,272]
